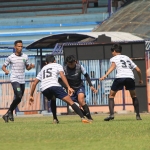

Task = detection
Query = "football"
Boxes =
[68,102,79,113]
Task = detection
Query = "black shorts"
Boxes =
[111,78,135,91]
[71,85,85,102]
[42,86,68,100]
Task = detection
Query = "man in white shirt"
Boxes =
[2,40,35,123]
[29,54,90,124]
[100,43,143,121]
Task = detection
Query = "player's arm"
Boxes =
[81,64,97,93]
[100,62,116,81]
[29,78,40,105]
[59,71,74,95]
[84,73,97,93]
[58,77,68,89]
[25,56,35,70]
[2,65,9,75]
[26,64,35,70]
[2,56,10,75]
[134,66,143,84]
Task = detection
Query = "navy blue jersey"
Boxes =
[63,64,86,90]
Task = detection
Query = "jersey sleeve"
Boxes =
[129,59,137,70]
[4,56,11,66]
[36,70,42,81]
[25,55,30,66]
[81,65,87,75]
[58,64,64,73]
[110,57,115,64]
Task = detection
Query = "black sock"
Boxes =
[82,104,92,119]
[50,100,57,120]
[80,109,86,116]
[132,97,140,116]
[71,103,84,118]
[109,98,114,116]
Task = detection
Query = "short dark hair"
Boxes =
[14,40,23,46]
[65,55,76,63]
[111,43,122,53]
[45,54,55,63]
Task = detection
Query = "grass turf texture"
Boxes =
[0,114,150,150]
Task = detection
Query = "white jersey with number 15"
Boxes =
[36,63,64,91]
[110,55,137,79]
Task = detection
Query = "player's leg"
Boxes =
[125,78,142,120]
[129,90,142,120]
[104,78,123,121]
[62,95,90,123]
[2,82,24,122]
[14,84,25,113]
[42,86,90,123]
[70,92,87,117]
[50,96,59,123]
[77,86,93,120]
[104,90,117,121]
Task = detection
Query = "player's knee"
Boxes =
[131,95,136,99]
[63,95,74,105]
[109,93,115,98]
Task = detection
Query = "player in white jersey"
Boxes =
[2,40,35,123]
[100,43,143,121]
[29,54,90,124]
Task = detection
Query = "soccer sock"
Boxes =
[132,97,140,116]
[80,108,86,116]
[71,103,84,118]
[50,100,57,120]
[109,98,114,116]
[82,104,92,119]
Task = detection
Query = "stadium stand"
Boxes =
[0,0,109,50]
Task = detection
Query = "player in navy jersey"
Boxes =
[100,43,143,121]
[2,40,35,123]
[56,55,97,121]
[29,54,90,124]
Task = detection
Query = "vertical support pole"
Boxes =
[122,87,125,110]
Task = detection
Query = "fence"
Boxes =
[0,56,43,113]
[0,40,150,112]
[54,55,133,109]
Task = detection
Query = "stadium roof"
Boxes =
[94,0,150,39]
[26,32,144,50]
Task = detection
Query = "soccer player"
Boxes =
[100,43,143,121]
[57,55,97,121]
[2,40,35,123]
[29,54,90,124]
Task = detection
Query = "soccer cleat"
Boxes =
[88,119,93,123]
[2,114,9,123]
[8,111,14,121]
[81,109,93,121]
[53,119,59,124]
[104,116,114,121]
[136,115,142,120]
[87,117,93,122]
[85,114,93,121]
[81,118,91,123]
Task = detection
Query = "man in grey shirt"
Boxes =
[2,40,35,123]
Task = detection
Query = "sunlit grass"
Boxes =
[0,114,150,150]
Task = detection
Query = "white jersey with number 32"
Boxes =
[110,55,137,79]
[36,63,64,91]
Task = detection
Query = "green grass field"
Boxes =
[0,114,150,150]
